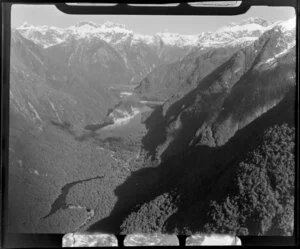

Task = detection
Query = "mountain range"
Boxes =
[8,16,296,236]
[12,17,295,128]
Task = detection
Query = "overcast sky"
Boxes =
[11,5,295,34]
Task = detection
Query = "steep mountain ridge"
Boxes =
[45,36,133,87]
[135,17,295,102]
[140,21,295,160]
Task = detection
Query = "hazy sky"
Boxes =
[11,5,295,34]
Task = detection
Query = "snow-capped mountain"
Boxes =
[197,17,295,48]
[16,22,69,48]
[17,20,199,49]
[135,16,295,104]
[15,21,189,83]
[16,17,295,84]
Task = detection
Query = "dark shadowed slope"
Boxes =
[120,86,295,236]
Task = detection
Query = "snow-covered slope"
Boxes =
[16,22,68,48]
[198,17,295,48]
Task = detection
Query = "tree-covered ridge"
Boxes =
[118,87,295,236]
[120,191,180,234]
[204,123,295,236]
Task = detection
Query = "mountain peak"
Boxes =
[278,17,296,31]
[101,21,127,30]
[216,17,274,35]
[224,17,272,29]
[18,22,34,29]
[241,17,272,27]
[75,21,99,28]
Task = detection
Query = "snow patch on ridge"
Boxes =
[262,42,295,66]
[28,102,42,122]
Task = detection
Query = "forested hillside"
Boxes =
[120,89,295,236]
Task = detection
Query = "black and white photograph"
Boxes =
[6,2,296,240]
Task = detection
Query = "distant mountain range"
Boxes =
[16,17,295,83]
[17,17,295,49]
